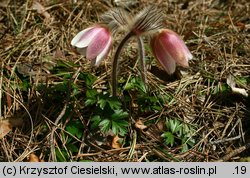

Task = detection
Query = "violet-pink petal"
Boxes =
[152,36,176,74]
[71,27,102,48]
[86,28,111,60]
[159,30,191,67]
[94,37,112,66]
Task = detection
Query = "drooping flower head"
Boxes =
[71,25,112,66]
[151,29,193,74]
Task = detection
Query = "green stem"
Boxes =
[112,31,134,96]
[137,36,146,84]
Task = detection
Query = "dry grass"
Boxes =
[0,0,250,162]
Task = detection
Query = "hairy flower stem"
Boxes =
[137,36,146,84]
[112,31,134,96]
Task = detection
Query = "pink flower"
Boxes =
[71,25,112,66]
[150,29,193,74]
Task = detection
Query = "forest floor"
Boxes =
[0,0,250,162]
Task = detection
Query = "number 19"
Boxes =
[235,166,246,174]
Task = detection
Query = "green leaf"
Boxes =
[55,148,67,162]
[107,97,122,110]
[97,98,107,110]
[19,80,31,91]
[97,118,129,136]
[67,143,78,153]
[56,60,78,68]
[111,120,129,136]
[181,143,189,152]
[86,89,98,98]
[162,132,175,147]
[167,119,181,134]
[111,109,129,120]
[79,73,97,87]
[53,82,68,93]
[97,95,122,110]
[151,105,162,111]
[236,76,249,86]
[66,125,78,136]
[111,121,119,135]
[76,72,97,89]
[85,98,97,106]
[212,83,229,95]
[71,83,80,96]
[65,120,83,139]
[99,119,111,133]
[112,121,129,136]
[185,138,196,147]
[124,77,147,93]
[90,115,101,129]
[93,110,129,136]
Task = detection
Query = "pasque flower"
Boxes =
[71,6,193,96]
[151,29,193,74]
[71,25,112,66]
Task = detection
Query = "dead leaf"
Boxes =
[16,63,33,77]
[142,124,162,142]
[235,22,245,30]
[9,117,23,128]
[28,153,40,162]
[111,135,121,149]
[0,117,23,139]
[156,119,165,131]
[231,87,248,97]
[135,119,147,130]
[226,74,236,88]
[5,89,12,110]
[227,74,248,97]
[53,48,65,59]
[213,121,225,129]
[0,119,12,139]
[32,1,51,21]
